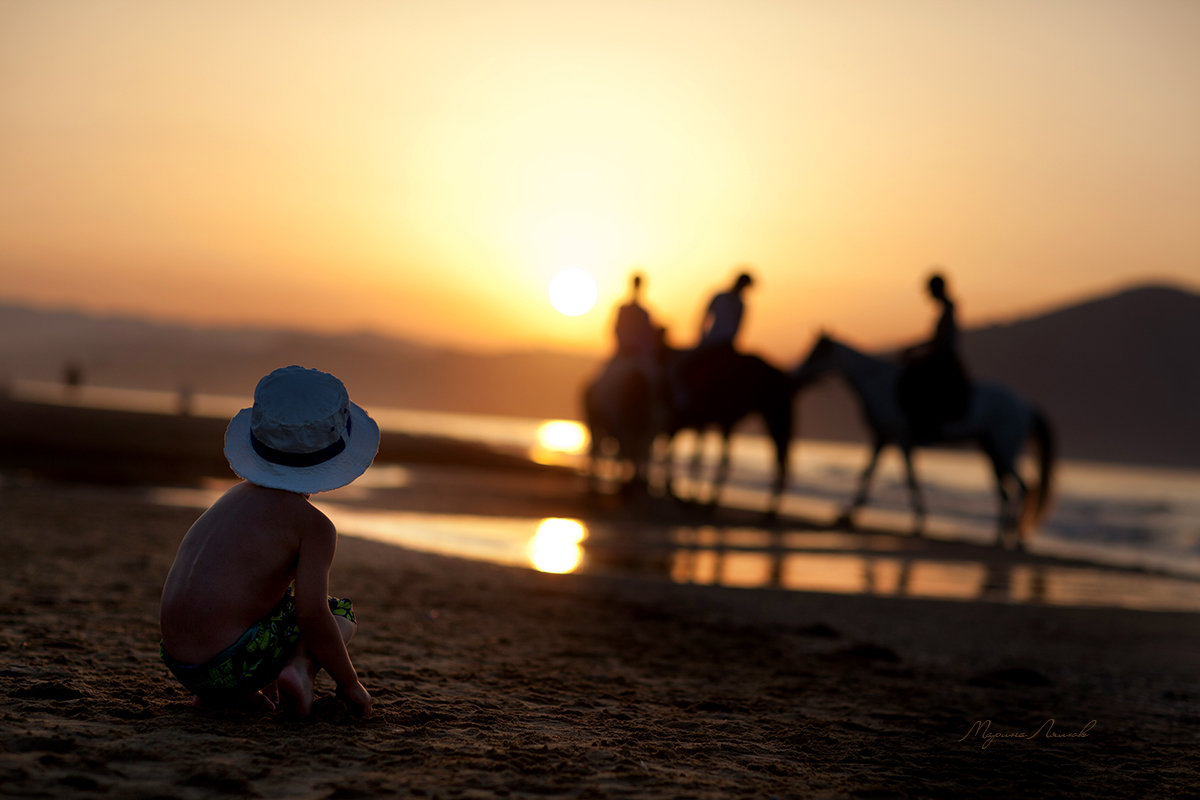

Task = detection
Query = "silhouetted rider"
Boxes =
[614,273,657,359]
[699,272,753,347]
[608,272,667,410]
[674,271,754,409]
[897,272,971,441]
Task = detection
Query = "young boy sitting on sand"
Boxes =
[160,365,377,716]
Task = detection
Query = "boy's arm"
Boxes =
[293,515,371,713]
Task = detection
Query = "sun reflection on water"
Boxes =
[140,487,1200,613]
[528,517,588,574]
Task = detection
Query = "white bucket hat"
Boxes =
[224,365,380,494]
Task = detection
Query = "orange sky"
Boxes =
[1,0,1197,361]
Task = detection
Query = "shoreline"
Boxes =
[12,448,1200,616]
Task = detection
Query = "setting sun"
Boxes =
[547,269,598,317]
[1,3,1197,360]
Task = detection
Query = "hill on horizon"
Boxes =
[2,282,1198,469]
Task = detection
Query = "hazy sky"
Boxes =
[2,0,1197,360]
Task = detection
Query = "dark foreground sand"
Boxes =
[3,472,1200,800]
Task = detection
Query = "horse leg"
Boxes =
[838,439,884,529]
[992,471,1027,549]
[629,450,644,488]
[992,472,1012,547]
[706,428,734,508]
[627,425,655,495]
[766,439,788,521]
[764,407,793,521]
[624,446,648,498]
[687,430,707,502]
[901,446,926,536]
[658,432,677,499]
[1001,472,1028,549]
[985,441,1027,549]
[1009,472,1028,549]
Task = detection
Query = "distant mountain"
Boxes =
[3,283,1198,468]
[963,285,1200,467]
[0,304,602,422]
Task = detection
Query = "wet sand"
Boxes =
[3,473,1200,799]
[2,399,1199,797]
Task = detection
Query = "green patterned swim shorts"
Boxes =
[161,588,356,702]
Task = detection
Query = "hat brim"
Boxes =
[224,402,380,494]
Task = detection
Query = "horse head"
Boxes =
[793,330,839,386]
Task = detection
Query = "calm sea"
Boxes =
[15,379,1200,612]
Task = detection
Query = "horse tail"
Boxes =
[1021,407,1055,532]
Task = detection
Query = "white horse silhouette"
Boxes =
[796,334,1054,548]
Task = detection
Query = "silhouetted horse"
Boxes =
[582,355,662,493]
[658,345,803,516]
[796,334,1054,548]
[583,345,804,515]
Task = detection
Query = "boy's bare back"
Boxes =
[160,482,331,664]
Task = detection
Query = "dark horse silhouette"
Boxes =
[582,355,664,492]
[795,334,1054,548]
[660,345,803,516]
[584,342,805,515]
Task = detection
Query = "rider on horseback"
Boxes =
[897,272,971,442]
[672,271,754,409]
[700,271,753,349]
[614,273,658,361]
[609,272,668,408]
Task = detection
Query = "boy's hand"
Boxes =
[340,681,373,717]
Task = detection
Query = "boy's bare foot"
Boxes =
[252,689,277,712]
[276,661,316,714]
[261,681,281,707]
[337,680,374,718]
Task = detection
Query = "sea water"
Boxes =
[15,379,1200,610]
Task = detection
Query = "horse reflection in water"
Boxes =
[583,342,805,517]
[795,334,1055,549]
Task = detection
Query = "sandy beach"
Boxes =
[2,401,1200,798]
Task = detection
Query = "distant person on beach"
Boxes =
[159,365,379,716]
[177,384,193,417]
[897,272,971,440]
[62,361,83,398]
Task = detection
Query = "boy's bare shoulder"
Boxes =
[232,483,335,532]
